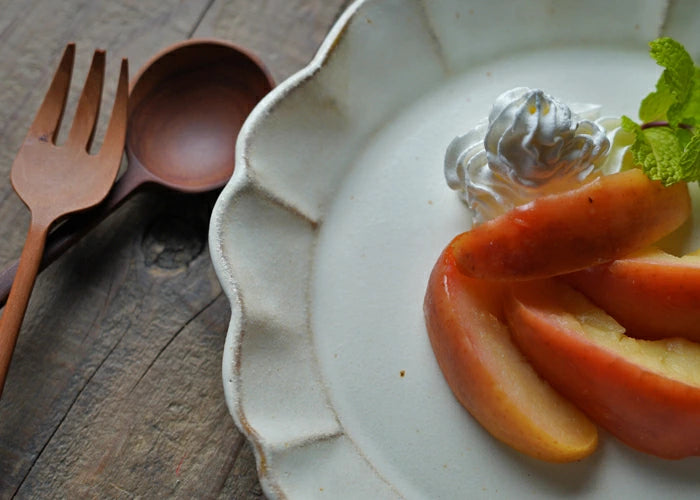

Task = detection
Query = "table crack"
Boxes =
[11,322,131,498]
[128,292,223,393]
[187,0,217,38]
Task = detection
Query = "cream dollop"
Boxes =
[445,87,632,224]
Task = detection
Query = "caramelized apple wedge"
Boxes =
[423,242,598,462]
[565,247,700,342]
[451,169,691,280]
[507,279,700,459]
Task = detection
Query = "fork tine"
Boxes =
[28,43,75,143]
[66,49,105,151]
[97,58,128,161]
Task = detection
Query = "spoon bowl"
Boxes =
[127,39,274,193]
[0,38,274,306]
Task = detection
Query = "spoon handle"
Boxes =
[0,220,49,396]
[0,170,142,309]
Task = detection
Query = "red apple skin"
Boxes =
[451,169,691,280]
[565,249,700,342]
[424,241,598,463]
[506,279,700,459]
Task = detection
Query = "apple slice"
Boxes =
[423,241,598,463]
[451,169,690,280]
[565,247,700,342]
[506,278,700,459]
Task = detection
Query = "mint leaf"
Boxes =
[639,37,696,125]
[622,116,687,184]
[643,127,685,183]
[621,115,642,135]
[639,83,674,123]
[623,115,700,185]
[622,116,656,175]
[628,37,700,185]
[679,130,700,177]
[680,66,700,126]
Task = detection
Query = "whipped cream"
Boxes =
[445,87,633,224]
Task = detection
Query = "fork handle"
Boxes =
[0,168,145,309]
[0,214,90,308]
[0,220,49,397]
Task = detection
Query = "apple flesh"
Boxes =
[506,278,700,459]
[423,241,598,463]
[565,247,700,342]
[451,169,691,280]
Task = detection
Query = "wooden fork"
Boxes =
[0,44,128,396]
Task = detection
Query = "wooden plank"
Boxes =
[0,0,353,498]
[195,0,354,83]
[0,0,214,495]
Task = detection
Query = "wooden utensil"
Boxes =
[0,39,273,307]
[0,44,128,396]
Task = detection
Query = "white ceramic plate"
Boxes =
[209,0,700,498]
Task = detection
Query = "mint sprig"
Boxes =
[622,37,700,185]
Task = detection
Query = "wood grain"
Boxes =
[0,0,350,497]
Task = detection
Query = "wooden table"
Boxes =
[0,0,351,497]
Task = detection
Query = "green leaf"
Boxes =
[628,37,700,185]
[621,116,654,173]
[622,116,686,185]
[679,66,700,127]
[679,130,700,178]
[649,38,695,90]
[621,115,641,135]
[639,54,681,124]
[639,82,674,123]
[643,127,685,183]
[646,37,696,126]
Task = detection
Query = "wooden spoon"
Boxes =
[0,39,274,306]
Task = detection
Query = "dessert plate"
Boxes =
[209,0,700,498]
